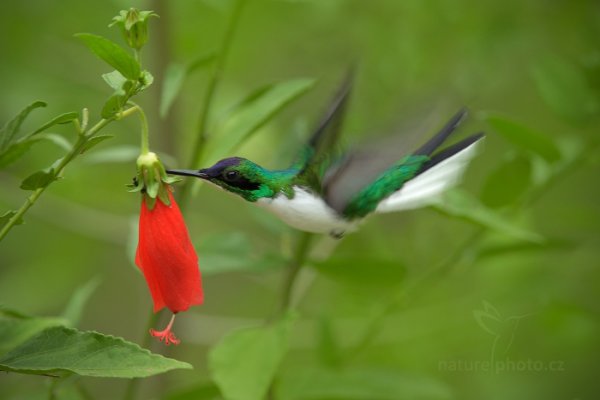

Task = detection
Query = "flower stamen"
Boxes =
[149,314,180,345]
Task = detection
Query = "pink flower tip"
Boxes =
[149,314,180,345]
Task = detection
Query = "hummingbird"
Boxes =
[167,77,484,238]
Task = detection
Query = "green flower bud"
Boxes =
[110,8,158,50]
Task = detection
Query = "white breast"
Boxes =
[257,187,357,235]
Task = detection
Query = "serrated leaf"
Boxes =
[480,154,532,208]
[160,54,216,118]
[79,134,114,154]
[485,114,561,162]
[276,366,452,400]
[0,101,47,151]
[532,56,598,124]
[31,112,78,135]
[0,211,23,231]
[102,70,128,91]
[61,278,101,327]
[0,311,65,356]
[209,314,295,400]
[0,326,192,378]
[433,189,543,243]
[20,169,56,191]
[75,33,140,80]
[207,78,315,163]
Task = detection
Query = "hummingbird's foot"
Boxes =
[329,229,345,240]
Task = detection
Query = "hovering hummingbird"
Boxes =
[168,77,484,238]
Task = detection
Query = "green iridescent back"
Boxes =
[342,154,429,218]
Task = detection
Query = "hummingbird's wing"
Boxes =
[322,109,482,218]
[293,71,353,188]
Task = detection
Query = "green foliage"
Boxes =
[1,2,599,400]
[485,114,561,162]
[20,169,56,191]
[209,314,295,400]
[75,33,141,80]
[0,325,191,378]
[532,56,599,124]
[160,54,216,118]
[434,189,543,243]
[276,366,453,400]
[206,79,315,163]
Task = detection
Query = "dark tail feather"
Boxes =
[307,69,354,151]
[419,132,485,174]
[414,108,468,156]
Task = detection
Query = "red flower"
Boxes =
[135,188,203,344]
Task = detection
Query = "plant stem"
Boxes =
[0,107,139,242]
[128,103,150,154]
[178,0,247,208]
[279,232,313,313]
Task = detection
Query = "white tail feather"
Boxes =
[375,140,482,213]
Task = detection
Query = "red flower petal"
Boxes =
[136,190,203,313]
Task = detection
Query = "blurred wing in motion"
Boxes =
[322,108,483,216]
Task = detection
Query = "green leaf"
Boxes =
[20,169,56,191]
[532,56,598,124]
[0,211,23,230]
[31,112,78,135]
[485,114,561,162]
[209,314,295,400]
[433,189,543,243]
[0,307,65,356]
[207,78,315,162]
[79,134,114,154]
[0,134,71,168]
[0,140,37,168]
[160,54,216,118]
[480,154,532,208]
[61,278,101,327]
[101,92,128,119]
[75,33,141,80]
[102,70,128,90]
[276,366,453,400]
[0,326,192,378]
[0,101,47,151]
[36,133,72,151]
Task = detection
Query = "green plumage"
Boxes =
[343,154,429,218]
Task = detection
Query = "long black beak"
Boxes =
[166,169,209,179]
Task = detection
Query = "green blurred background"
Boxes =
[1,0,599,399]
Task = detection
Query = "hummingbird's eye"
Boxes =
[223,170,240,182]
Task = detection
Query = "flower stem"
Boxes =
[0,106,139,243]
[129,103,150,154]
[178,0,247,208]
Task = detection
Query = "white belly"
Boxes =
[257,187,357,235]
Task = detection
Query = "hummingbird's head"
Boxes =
[168,157,273,202]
